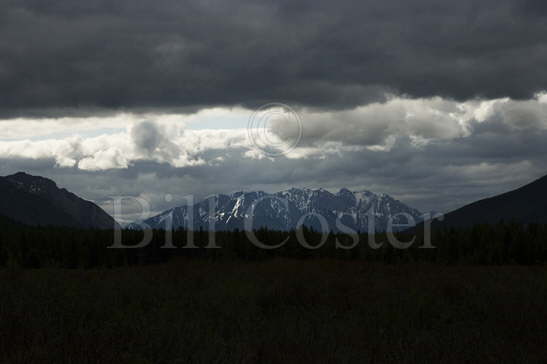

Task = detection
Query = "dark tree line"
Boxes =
[2,215,547,268]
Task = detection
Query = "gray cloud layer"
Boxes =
[2,0,547,117]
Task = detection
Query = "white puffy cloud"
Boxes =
[0,117,251,170]
[3,95,547,170]
[274,96,547,151]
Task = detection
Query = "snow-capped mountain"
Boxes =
[131,188,424,233]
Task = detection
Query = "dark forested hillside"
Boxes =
[0,172,118,229]
[430,174,547,228]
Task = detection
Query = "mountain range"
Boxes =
[0,172,118,229]
[3,171,547,233]
[129,188,425,232]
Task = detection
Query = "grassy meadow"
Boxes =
[2,259,547,363]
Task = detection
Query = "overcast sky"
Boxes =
[2,0,547,221]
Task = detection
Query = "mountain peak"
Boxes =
[337,188,353,195]
[0,173,118,229]
[7,172,56,185]
[10,171,30,177]
[5,172,58,195]
[134,187,423,232]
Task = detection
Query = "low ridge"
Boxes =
[0,172,118,229]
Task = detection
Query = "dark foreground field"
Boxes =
[2,260,547,363]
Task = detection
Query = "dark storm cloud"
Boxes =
[2,0,547,117]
